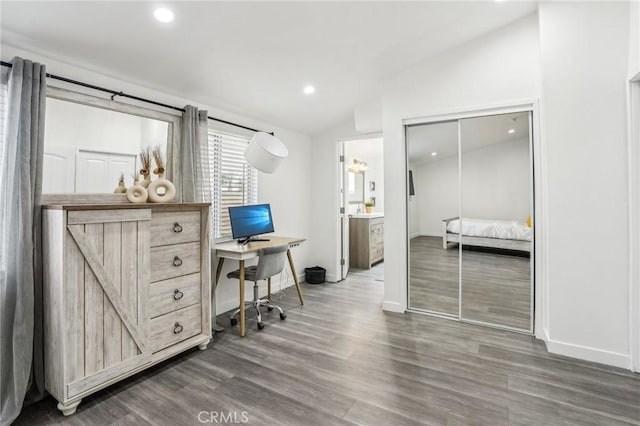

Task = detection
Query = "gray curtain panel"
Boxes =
[171,105,217,327]
[171,105,210,202]
[0,57,47,425]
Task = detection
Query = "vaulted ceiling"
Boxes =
[1,1,537,135]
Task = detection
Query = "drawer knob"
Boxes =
[172,256,183,267]
[173,289,184,300]
[173,223,183,233]
[173,322,183,334]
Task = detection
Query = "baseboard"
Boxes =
[545,337,630,369]
[536,327,550,343]
[382,300,405,313]
[325,273,338,283]
[410,233,442,239]
[420,232,442,238]
[216,273,304,315]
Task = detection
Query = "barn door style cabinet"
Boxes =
[42,201,211,415]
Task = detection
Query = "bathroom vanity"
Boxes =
[349,213,384,269]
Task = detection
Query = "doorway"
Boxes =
[339,137,384,281]
[406,108,535,333]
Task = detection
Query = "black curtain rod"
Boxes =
[0,60,273,135]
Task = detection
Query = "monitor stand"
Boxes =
[237,236,271,245]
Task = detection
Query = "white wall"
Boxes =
[628,0,640,373]
[461,138,531,222]
[411,138,530,237]
[45,98,144,156]
[310,118,365,282]
[2,44,314,317]
[411,155,458,236]
[538,2,631,368]
[344,137,384,213]
[629,0,640,79]
[382,14,541,314]
[140,119,170,151]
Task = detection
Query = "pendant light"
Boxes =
[244,132,289,174]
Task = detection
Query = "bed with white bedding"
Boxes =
[442,217,531,252]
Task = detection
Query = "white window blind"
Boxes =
[209,128,258,240]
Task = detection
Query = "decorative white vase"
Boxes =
[147,173,176,203]
[126,183,148,203]
[113,176,127,193]
[140,173,151,188]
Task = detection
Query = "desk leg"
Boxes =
[215,258,225,284]
[239,260,246,337]
[287,249,304,305]
[212,258,225,332]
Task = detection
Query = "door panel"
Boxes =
[65,210,151,397]
[43,146,76,193]
[459,112,533,331]
[76,150,136,193]
[406,121,460,316]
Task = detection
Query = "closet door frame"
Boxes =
[405,100,543,336]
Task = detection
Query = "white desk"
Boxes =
[215,236,305,337]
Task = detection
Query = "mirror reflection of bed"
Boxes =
[407,111,533,332]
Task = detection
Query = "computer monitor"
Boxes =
[228,204,274,244]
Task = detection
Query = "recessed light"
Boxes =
[508,129,515,134]
[303,85,315,95]
[154,8,174,23]
[431,152,437,156]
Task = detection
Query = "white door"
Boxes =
[76,150,136,193]
[340,142,350,280]
[43,145,76,193]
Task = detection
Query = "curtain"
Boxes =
[0,57,47,425]
[170,105,217,328]
[168,105,210,203]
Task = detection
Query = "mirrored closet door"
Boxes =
[407,111,534,333]
[407,120,460,317]
[459,112,533,331]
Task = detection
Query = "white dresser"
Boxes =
[42,202,211,415]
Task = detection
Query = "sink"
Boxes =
[350,213,384,219]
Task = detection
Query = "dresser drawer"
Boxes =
[150,211,201,248]
[150,304,202,352]
[151,242,201,282]
[370,246,384,264]
[149,273,201,318]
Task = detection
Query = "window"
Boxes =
[209,128,258,240]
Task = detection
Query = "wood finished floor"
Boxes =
[410,236,531,330]
[16,264,640,426]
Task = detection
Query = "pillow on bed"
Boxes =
[526,215,532,228]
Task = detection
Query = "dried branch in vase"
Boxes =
[139,147,152,188]
[152,145,165,175]
[139,147,151,177]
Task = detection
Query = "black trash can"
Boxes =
[304,266,326,284]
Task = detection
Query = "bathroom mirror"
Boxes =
[348,170,365,204]
[42,86,181,194]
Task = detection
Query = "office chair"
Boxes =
[227,244,289,330]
